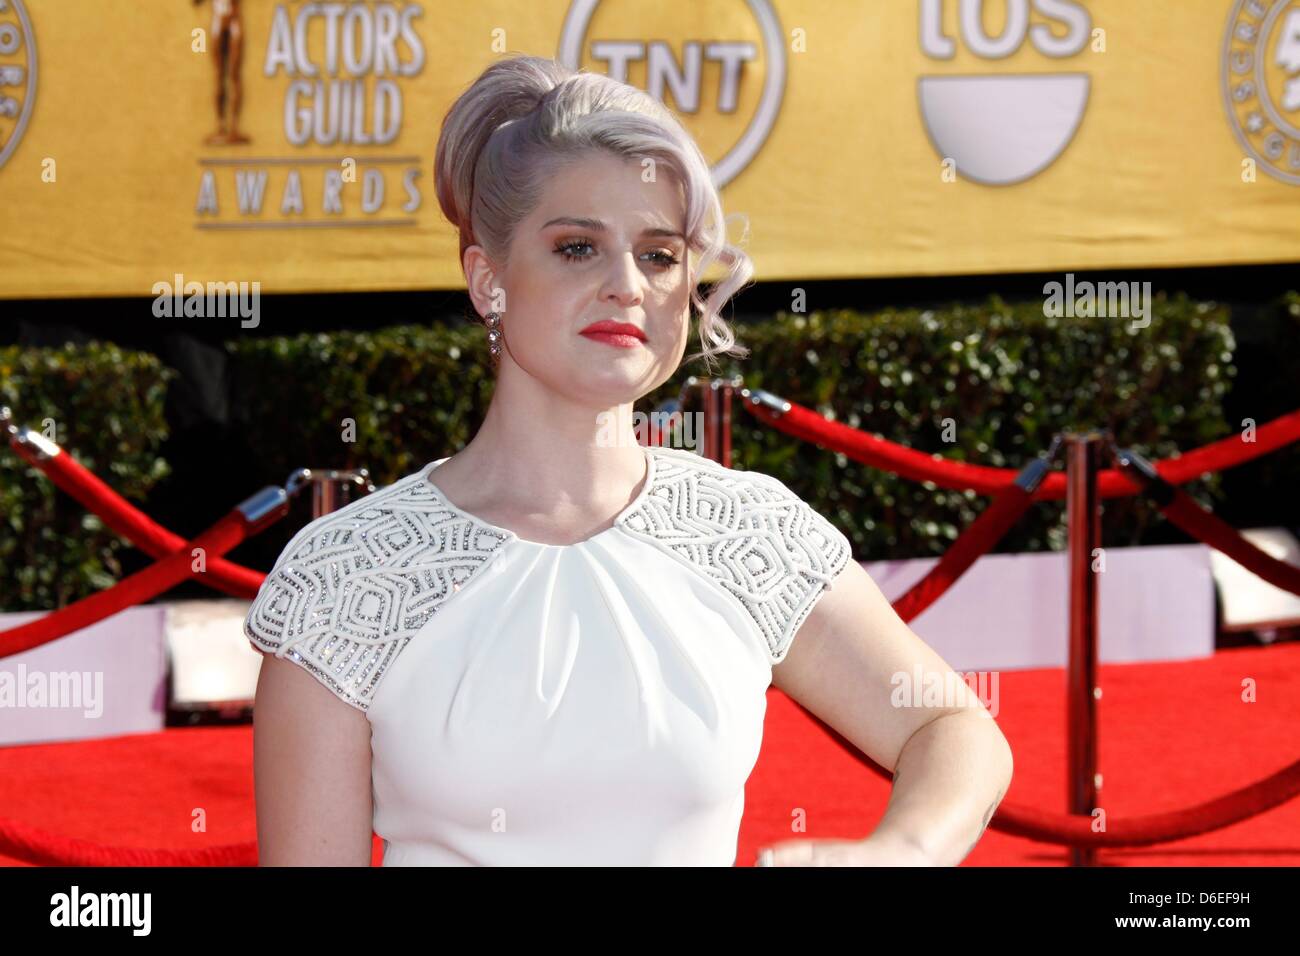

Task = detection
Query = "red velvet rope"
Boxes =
[1160,489,1300,597]
[808,710,1300,848]
[0,510,250,659]
[891,486,1037,623]
[988,757,1300,846]
[10,443,265,599]
[742,397,1300,499]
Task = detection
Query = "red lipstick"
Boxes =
[579,320,647,349]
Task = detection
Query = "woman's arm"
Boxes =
[870,708,1013,865]
[769,559,1014,866]
[252,653,375,866]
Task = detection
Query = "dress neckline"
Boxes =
[420,443,657,550]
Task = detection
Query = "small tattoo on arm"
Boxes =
[962,787,1003,859]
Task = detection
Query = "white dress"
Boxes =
[244,443,852,866]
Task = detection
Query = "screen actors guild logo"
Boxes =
[0,0,36,171]
[194,3,426,227]
[196,0,249,144]
[1223,0,1300,184]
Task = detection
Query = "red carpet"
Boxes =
[3,641,1298,866]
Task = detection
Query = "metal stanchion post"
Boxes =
[695,377,719,463]
[1065,430,1104,867]
[713,376,741,468]
[304,469,375,518]
[692,375,742,466]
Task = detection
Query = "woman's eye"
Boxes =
[556,239,593,261]
[647,250,682,267]
[554,240,681,268]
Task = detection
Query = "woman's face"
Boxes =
[468,150,692,405]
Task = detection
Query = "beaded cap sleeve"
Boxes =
[243,470,511,713]
[615,446,854,664]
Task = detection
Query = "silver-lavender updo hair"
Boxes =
[434,54,753,372]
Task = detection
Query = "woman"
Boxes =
[245,54,1012,866]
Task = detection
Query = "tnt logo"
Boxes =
[917,0,1094,185]
[557,0,786,187]
[1223,0,1300,184]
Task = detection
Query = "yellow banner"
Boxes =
[1,0,1298,299]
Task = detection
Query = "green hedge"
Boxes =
[228,324,497,487]
[0,342,174,612]
[5,289,1296,613]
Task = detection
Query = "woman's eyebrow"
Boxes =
[540,216,684,240]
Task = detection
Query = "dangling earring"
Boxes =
[484,312,502,365]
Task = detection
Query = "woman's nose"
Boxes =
[601,251,644,306]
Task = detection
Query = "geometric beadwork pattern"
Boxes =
[244,471,511,713]
[615,446,854,664]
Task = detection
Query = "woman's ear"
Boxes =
[462,244,497,316]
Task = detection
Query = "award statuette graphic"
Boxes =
[196,0,248,145]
